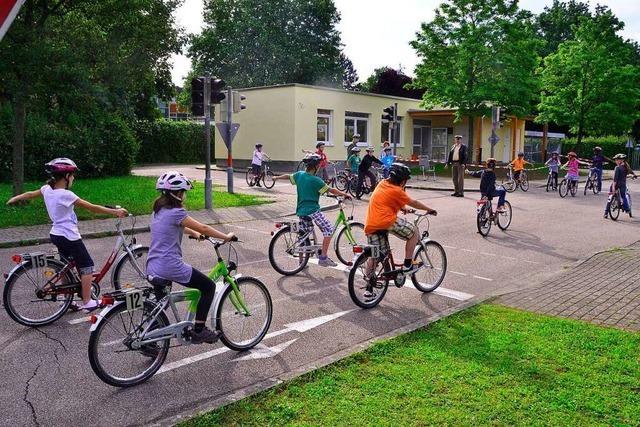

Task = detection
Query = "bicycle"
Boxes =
[476,194,513,237]
[245,161,275,189]
[558,175,579,198]
[502,166,529,192]
[335,169,355,192]
[297,155,337,188]
[347,211,446,309]
[3,212,148,327]
[88,236,272,387]
[583,167,600,195]
[545,171,558,192]
[268,197,365,275]
[606,176,635,221]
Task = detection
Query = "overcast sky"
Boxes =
[171,0,640,86]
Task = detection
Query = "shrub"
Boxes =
[133,119,209,164]
[562,136,629,166]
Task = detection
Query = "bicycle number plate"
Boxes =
[367,245,380,259]
[125,289,144,311]
[28,252,47,268]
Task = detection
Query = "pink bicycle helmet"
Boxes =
[156,171,193,191]
[45,158,78,175]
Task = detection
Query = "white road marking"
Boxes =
[432,287,475,301]
[157,347,231,374]
[449,270,467,276]
[307,258,352,272]
[233,339,298,361]
[68,316,90,325]
[480,252,496,257]
[473,275,493,281]
[460,248,474,253]
[442,245,457,250]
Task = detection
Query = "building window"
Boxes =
[381,117,403,147]
[345,111,369,145]
[317,109,333,145]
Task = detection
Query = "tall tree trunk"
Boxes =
[12,96,26,196]
[467,115,474,163]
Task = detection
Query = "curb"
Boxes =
[406,184,480,192]
[0,202,340,249]
[152,294,491,427]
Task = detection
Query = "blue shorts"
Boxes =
[50,234,94,275]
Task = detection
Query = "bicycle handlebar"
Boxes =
[188,235,240,245]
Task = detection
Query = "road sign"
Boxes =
[626,139,634,149]
[489,133,500,146]
[0,0,25,41]
[215,122,240,150]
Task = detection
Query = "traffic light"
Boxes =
[191,77,204,117]
[232,91,246,113]
[382,105,395,122]
[498,107,507,127]
[210,78,226,104]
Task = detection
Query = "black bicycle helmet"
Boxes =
[303,154,322,168]
[389,163,411,181]
[316,142,325,149]
[255,143,263,148]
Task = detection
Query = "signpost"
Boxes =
[0,0,25,42]
[215,87,243,194]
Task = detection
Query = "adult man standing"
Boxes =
[346,134,360,159]
[446,135,467,197]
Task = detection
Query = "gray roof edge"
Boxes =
[236,83,423,102]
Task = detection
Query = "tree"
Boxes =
[360,67,424,99]
[410,0,542,158]
[536,0,591,58]
[188,0,343,88]
[340,53,359,91]
[537,10,640,146]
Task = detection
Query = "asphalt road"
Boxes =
[0,171,638,427]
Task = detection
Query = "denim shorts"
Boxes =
[50,234,94,275]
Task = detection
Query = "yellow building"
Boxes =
[214,84,526,169]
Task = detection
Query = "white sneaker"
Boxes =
[80,299,99,312]
[318,257,337,267]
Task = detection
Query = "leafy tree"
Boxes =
[189,0,343,88]
[340,53,359,91]
[536,0,591,58]
[537,10,640,146]
[411,0,542,158]
[360,67,424,99]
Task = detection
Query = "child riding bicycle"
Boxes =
[273,154,350,267]
[591,146,611,192]
[251,143,271,187]
[346,146,361,175]
[356,146,383,199]
[380,146,395,178]
[510,152,532,182]
[561,151,589,186]
[465,158,507,212]
[604,154,637,219]
[545,151,561,189]
[6,158,127,312]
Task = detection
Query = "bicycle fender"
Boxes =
[413,238,431,259]
[4,257,70,285]
[89,301,126,332]
[110,244,148,285]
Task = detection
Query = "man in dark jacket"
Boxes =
[446,135,467,197]
[466,158,507,212]
[356,146,383,199]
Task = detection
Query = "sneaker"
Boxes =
[629,211,633,218]
[496,206,506,213]
[363,290,376,300]
[256,182,262,187]
[80,299,99,312]
[402,261,423,275]
[318,257,337,267]
[191,326,220,344]
[604,213,608,219]
[451,193,458,197]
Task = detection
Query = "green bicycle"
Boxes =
[87,236,272,387]
[268,197,366,275]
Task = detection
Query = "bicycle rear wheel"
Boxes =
[334,222,366,265]
[263,171,275,189]
[268,226,310,276]
[583,178,590,195]
[476,204,492,236]
[411,241,447,292]
[216,276,272,351]
[88,301,170,387]
[570,181,578,197]
[348,253,389,309]
[3,258,74,327]
[112,247,149,290]
[496,201,512,230]
[559,179,568,198]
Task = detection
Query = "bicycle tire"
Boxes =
[334,222,366,266]
[88,300,170,387]
[335,173,349,192]
[296,161,305,172]
[245,168,254,186]
[496,201,512,230]
[216,276,272,351]
[348,253,389,309]
[609,195,621,221]
[583,177,590,195]
[559,179,568,198]
[520,176,529,192]
[570,180,577,197]
[411,240,447,292]
[3,258,75,327]
[263,171,275,189]
[476,204,492,236]
[503,179,516,193]
[112,246,149,290]
[268,226,310,276]
[593,179,600,194]
[546,175,552,192]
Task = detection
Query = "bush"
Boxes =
[0,104,139,182]
[562,136,629,166]
[133,119,209,164]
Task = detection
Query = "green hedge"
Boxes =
[0,105,139,182]
[133,119,209,164]
[561,136,629,165]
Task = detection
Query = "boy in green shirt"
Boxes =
[274,154,351,266]
[346,147,361,174]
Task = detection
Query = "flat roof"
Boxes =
[236,83,424,103]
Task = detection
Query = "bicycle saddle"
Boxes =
[147,276,172,299]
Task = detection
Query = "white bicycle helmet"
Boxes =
[45,158,78,175]
[156,171,193,191]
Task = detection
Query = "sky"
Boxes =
[170,0,640,86]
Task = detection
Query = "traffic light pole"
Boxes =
[392,102,398,157]
[204,77,213,210]
[226,87,234,194]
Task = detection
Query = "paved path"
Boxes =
[499,240,640,331]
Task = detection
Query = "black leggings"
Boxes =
[180,268,215,323]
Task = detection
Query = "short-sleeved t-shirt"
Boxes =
[512,158,526,171]
[347,154,361,173]
[614,164,628,187]
[364,180,411,234]
[146,207,193,284]
[290,171,328,217]
[567,158,579,176]
[592,155,605,169]
[316,150,328,168]
[40,185,81,241]
[252,150,263,166]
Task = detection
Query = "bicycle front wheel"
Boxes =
[112,247,149,290]
[503,179,516,193]
[520,176,529,192]
[546,175,552,192]
[3,258,74,327]
[263,171,275,189]
[584,178,590,195]
[268,226,310,276]
[348,253,388,309]
[217,276,272,351]
[334,222,366,265]
[559,179,568,198]
[411,240,447,292]
[476,205,492,236]
[245,168,254,186]
[608,196,621,221]
[335,173,349,191]
[496,201,512,230]
[88,301,170,387]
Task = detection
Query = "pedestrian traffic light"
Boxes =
[191,77,204,117]
[498,107,507,127]
[232,91,246,113]
[382,105,395,122]
[210,78,226,104]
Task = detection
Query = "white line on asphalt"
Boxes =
[442,245,457,250]
[502,256,517,260]
[432,287,475,301]
[68,317,90,325]
[460,248,474,253]
[449,270,468,276]
[473,275,493,281]
[157,347,231,374]
[480,252,496,257]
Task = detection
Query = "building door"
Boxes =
[412,124,431,157]
[431,128,448,163]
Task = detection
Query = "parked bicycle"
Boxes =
[502,166,529,192]
[268,197,365,275]
[3,212,148,327]
[476,194,513,237]
[583,167,600,195]
[347,211,446,309]
[88,236,272,387]
[606,176,635,221]
[245,161,275,189]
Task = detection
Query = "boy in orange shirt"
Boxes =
[364,163,437,275]
[509,152,531,182]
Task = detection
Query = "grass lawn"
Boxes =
[0,175,269,229]
[183,304,640,426]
